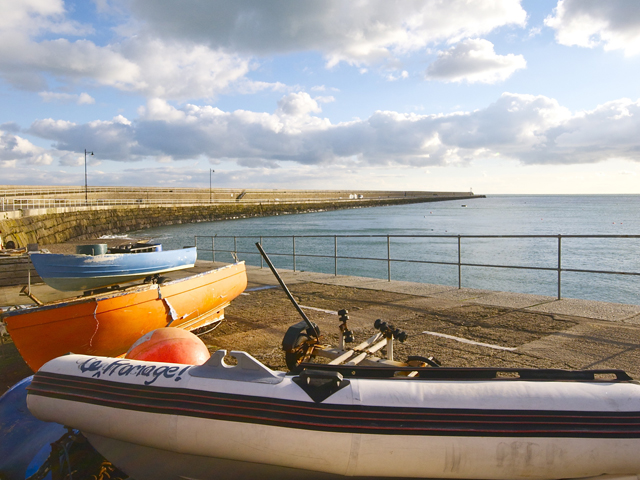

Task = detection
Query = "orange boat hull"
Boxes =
[3,262,247,371]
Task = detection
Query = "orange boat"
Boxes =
[1,262,247,371]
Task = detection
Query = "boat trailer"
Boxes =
[255,242,440,372]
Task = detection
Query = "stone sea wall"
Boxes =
[0,193,481,248]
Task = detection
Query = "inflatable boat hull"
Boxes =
[27,353,640,480]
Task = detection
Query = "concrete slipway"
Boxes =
[2,260,640,393]
[226,265,640,376]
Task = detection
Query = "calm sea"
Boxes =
[127,195,640,305]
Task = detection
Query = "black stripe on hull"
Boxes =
[28,372,640,438]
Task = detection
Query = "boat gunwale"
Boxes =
[28,246,197,263]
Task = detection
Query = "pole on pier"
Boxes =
[84,149,93,204]
[209,169,214,203]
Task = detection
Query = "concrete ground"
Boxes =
[2,260,640,393]
[203,265,640,378]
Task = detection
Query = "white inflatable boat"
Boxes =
[26,350,640,480]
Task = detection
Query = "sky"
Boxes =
[1,0,640,194]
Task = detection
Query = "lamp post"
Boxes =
[84,149,94,203]
[209,169,215,203]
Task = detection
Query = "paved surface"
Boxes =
[2,261,640,393]
[243,264,640,323]
[201,263,640,378]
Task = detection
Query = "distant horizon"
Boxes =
[1,1,639,193]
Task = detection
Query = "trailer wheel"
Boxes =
[285,333,311,371]
[407,355,441,367]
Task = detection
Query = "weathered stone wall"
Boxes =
[0,195,482,248]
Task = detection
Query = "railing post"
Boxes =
[293,236,296,272]
[387,235,391,281]
[557,234,562,300]
[334,235,337,276]
[260,236,263,268]
[458,235,462,289]
[234,236,237,260]
[212,236,215,263]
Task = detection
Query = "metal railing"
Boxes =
[0,193,471,211]
[0,186,470,198]
[0,197,373,210]
[0,186,230,197]
[194,234,640,300]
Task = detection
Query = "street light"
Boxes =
[84,149,94,203]
[210,169,215,203]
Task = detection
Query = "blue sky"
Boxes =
[1,0,640,194]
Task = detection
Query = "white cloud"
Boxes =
[545,0,640,56]
[386,70,410,81]
[530,98,640,164]
[426,39,526,83]
[276,92,322,117]
[58,152,83,167]
[315,96,335,104]
[0,122,20,133]
[29,116,139,161]
[0,0,91,36]
[0,32,256,100]
[129,0,527,66]
[117,36,255,100]
[39,91,95,105]
[0,129,52,165]
[528,26,542,38]
[78,92,95,105]
[0,1,528,101]
[23,92,640,170]
[0,2,271,101]
[0,159,17,169]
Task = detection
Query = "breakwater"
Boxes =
[0,188,481,248]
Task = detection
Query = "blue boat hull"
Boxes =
[0,376,66,480]
[30,247,197,291]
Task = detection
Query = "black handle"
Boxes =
[255,242,320,339]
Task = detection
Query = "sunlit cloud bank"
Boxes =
[545,0,640,56]
[2,1,640,194]
[21,93,640,170]
[0,1,280,100]
[0,129,52,165]
[129,0,527,67]
[426,39,526,84]
[0,0,528,100]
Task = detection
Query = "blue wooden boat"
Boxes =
[29,247,197,291]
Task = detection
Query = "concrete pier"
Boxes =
[0,187,481,248]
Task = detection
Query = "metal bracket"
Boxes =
[189,350,285,384]
[292,368,351,403]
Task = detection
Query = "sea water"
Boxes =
[128,195,640,305]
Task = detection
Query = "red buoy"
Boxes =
[125,327,211,365]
